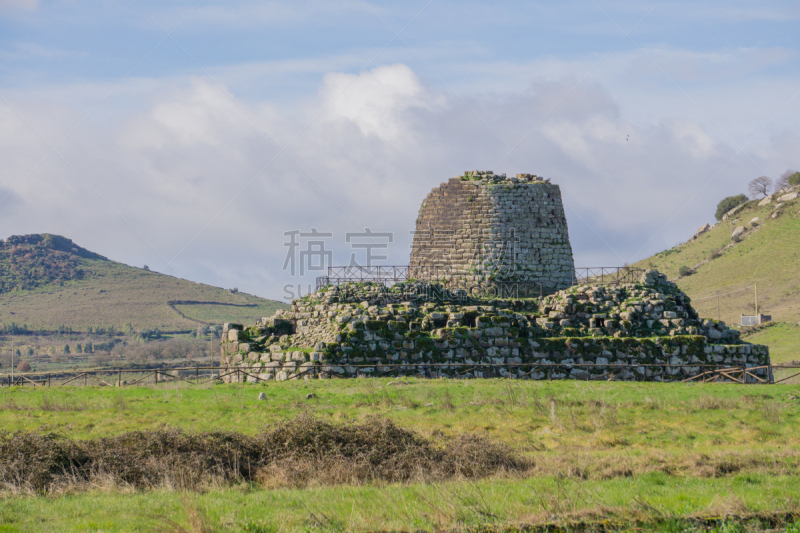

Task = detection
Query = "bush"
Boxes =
[678,265,693,277]
[715,194,748,221]
[16,360,31,372]
[790,172,800,187]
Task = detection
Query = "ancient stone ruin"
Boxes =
[410,171,575,295]
[220,270,770,382]
[219,171,771,383]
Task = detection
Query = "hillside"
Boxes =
[632,188,800,335]
[0,234,287,332]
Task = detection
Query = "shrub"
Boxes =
[678,265,693,277]
[715,194,748,221]
[777,169,800,191]
[16,360,31,372]
[0,415,528,492]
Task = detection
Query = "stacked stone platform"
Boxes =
[219,270,770,383]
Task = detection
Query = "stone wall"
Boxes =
[219,270,771,383]
[409,171,575,293]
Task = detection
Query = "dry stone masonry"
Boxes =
[220,270,770,383]
[219,172,770,383]
[409,171,575,295]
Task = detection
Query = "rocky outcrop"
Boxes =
[693,223,710,239]
[758,195,774,207]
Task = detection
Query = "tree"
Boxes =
[143,265,150,271]
[715,194,748,221]
[748,176,773,198]
[775,170,794,192]
[63,344,70,355]
[76,343,83,354]
[17,360,31,372]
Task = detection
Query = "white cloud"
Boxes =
[0,62,797,300]
[317,64,444,141]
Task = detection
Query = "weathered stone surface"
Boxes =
[723,202,747,220]
[758,195,774,207]
[409,172,575,294]
[779,192,799,202]
[219,269,769,383]
[694,223,710,238]
[731,226,746,241]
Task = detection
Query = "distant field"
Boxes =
[742,322,800,364]
[0,259,286,331]
[1,379,799,531]
[633,197,800,326]
[173,302,275,324]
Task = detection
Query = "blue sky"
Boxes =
[1,0,799,302]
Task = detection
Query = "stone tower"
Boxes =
[409,171,575,294]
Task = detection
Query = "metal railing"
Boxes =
[317,265,645,292]
[572,267,645,286]
[316,265,452,290]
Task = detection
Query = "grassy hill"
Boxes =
[0,234,287,332]
[631,190,800,362]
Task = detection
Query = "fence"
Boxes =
[571,267,645,286]
[1,363,796,387]
[316,265,645,293]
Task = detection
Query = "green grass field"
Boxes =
[0,258,286,332]
[1,379,799,532]
[2,475,799,532]
[742,323,800,365]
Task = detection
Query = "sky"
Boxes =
[1,0,799,302]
